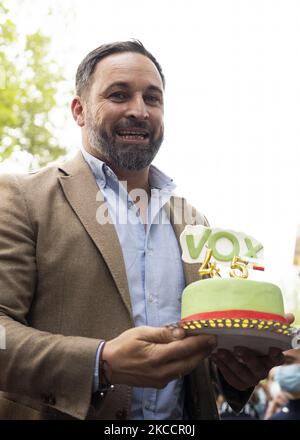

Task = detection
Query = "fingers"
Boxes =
[156,333,217,364]
[151,346,215,388]
[135,325,186,343]
[234,347,272,379]
[258,347,285,373]
[212,354,251,390]
[267,347,285,367]
[167,344,215,378]
[284,313,295,325]
[134,325,217,363]
[212,346,286,391]
[138,327,217,387]
[212,349,258,390]
[102,326,218,389]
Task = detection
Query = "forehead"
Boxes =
[284,349,300,363]
[91,52,163,91]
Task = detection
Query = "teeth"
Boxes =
[118,131,147,136]
[122,135,145,139]
[117,131,147,140]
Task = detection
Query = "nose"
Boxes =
[125,94,149,120]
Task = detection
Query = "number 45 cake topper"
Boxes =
[180,225,264,279]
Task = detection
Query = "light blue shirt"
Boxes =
[81,148,186,420]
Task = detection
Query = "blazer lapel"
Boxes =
[169,195,201,286]
[57,152,133,318]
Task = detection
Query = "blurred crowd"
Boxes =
[216,348,300,420]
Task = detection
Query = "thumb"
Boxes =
[167,326,187,341]
[285,313,295,325]
[137,325,186,344]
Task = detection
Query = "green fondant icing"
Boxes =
[186,228,211,260]
[181,278,284,319]
[244,237,263,258]
[208,231,240,262]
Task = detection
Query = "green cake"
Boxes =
[178,225,294,352]
[181,278,289,332]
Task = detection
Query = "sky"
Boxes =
[2,0,300,308]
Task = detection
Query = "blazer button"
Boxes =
[42,393,56,406]
[115,409,127,420]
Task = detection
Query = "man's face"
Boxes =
[83,52,164,170]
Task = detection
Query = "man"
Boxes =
[0,40,291,420]
[265,348,300,419]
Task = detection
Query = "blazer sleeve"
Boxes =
[0,174,100,420]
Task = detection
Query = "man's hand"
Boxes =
[211,313,295,391]
[102,326,217,389]
[211,346,285,391]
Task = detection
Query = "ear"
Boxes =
[71,96,85,127]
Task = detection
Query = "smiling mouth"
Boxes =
[115,130,150,141]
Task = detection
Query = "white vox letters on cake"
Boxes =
[180,225,264,266]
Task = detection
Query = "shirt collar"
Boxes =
[81,147,109,188]
[81,147,176,193]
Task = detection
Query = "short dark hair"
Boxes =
[75,39,165,97]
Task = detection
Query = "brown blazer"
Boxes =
[0,152,248,420]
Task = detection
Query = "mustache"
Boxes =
[113,120,152,132]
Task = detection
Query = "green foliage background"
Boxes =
[0,1,67,167]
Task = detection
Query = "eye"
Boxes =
[145,95,161,104]
[109,92,128,101]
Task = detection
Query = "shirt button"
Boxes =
[149,295,153,303]
[144,400,154,411]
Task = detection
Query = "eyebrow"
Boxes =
[103,81,163,96]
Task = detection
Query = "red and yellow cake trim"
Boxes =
[182,309,289,324]
[179,317,291,335]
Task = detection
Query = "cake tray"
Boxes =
[169,318,300,355]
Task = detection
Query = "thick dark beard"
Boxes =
[86,112,164,171]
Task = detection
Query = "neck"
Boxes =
[83,143,151,197]
[113,166,150,196]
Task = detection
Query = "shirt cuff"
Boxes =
[92,340,105,393]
